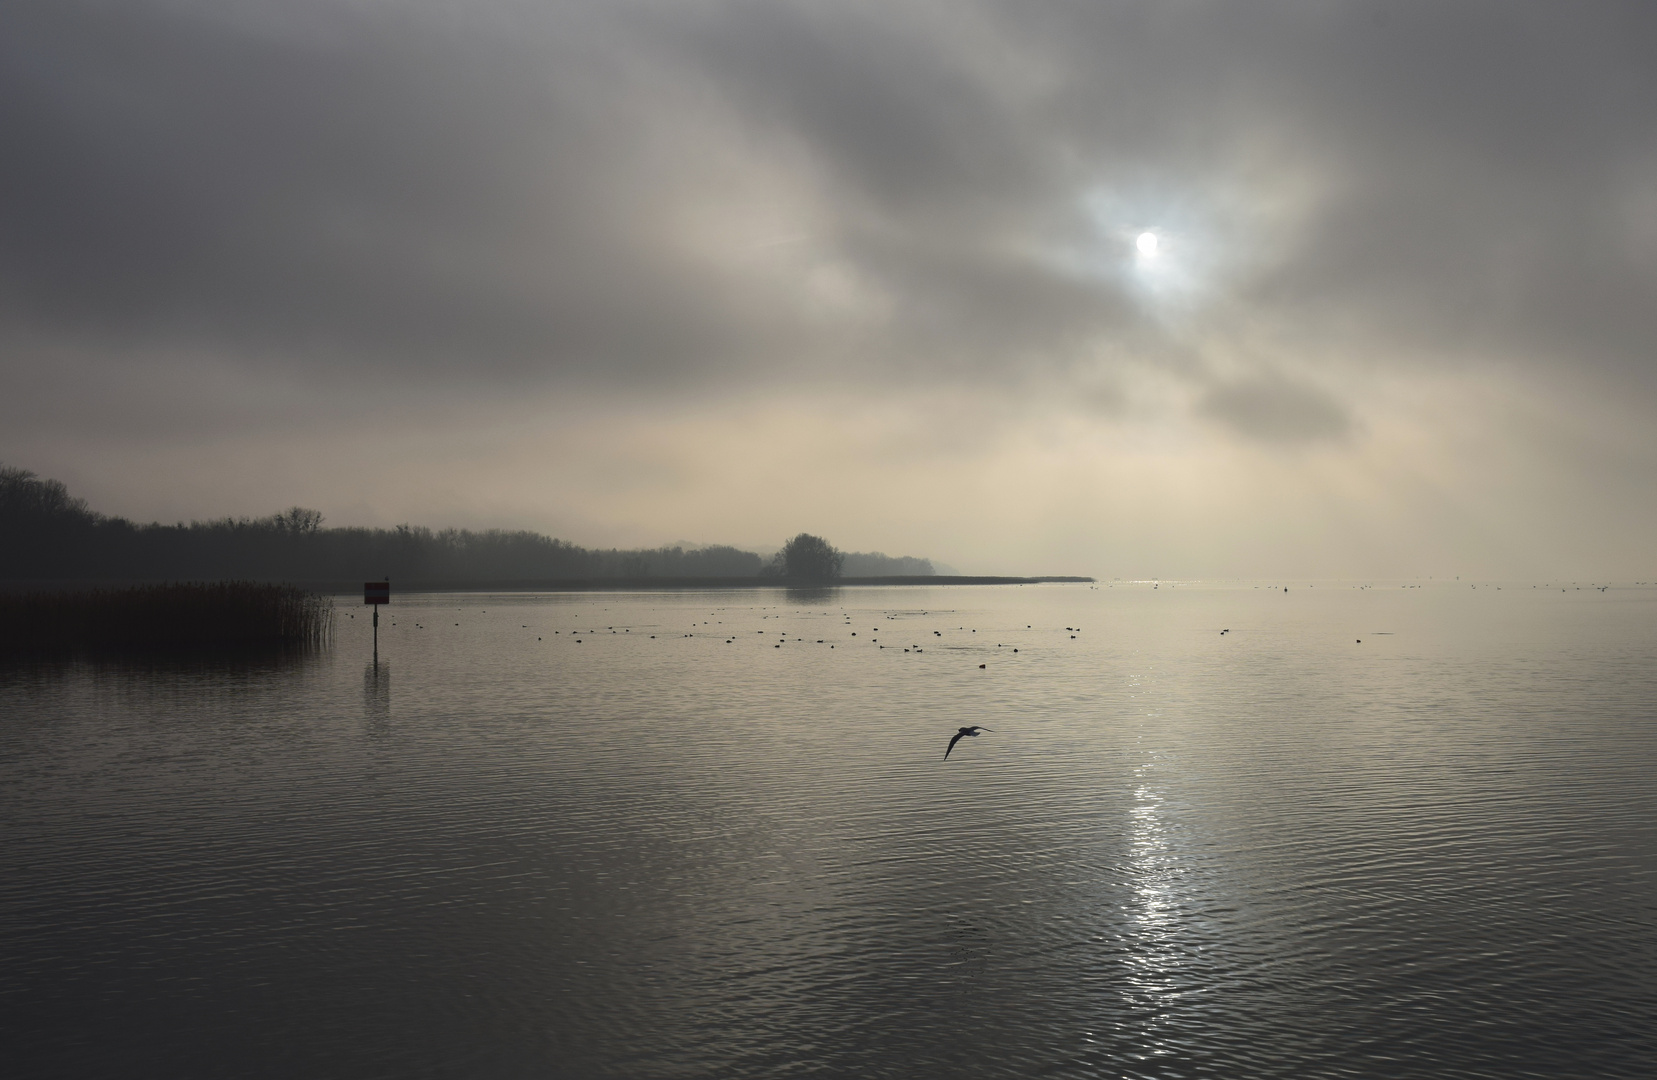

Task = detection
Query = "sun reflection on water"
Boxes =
[1121,757,1193,1058]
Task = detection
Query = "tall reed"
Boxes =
[0,582,333,654]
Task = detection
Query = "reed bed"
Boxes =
[0,582,333,654]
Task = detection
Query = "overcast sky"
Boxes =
[3,0,1654,577]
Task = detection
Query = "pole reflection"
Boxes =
[363,660,390,736]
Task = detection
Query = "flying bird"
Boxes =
[945,726,994,759]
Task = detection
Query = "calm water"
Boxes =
[3,583,1655,1079]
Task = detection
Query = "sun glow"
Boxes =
[1136,231,1159,255]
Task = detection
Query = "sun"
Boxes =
[1136,231,1159,255]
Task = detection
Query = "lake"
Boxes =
[3,582,1654,1078]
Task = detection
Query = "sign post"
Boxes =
[364,580,390,660]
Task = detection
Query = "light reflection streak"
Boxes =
[1124,757,1187,1051]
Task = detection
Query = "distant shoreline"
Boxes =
[367,575,1097,592]
[3,575,1093,595]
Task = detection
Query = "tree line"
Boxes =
[0,466,930,583]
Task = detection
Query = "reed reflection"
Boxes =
[1,649,321,689]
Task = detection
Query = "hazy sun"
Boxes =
[1136,231,1158,255]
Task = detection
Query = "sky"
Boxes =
[3,0,1655,578]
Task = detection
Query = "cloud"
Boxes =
[2,0,1654,573]
[1199,373,1351,443]
[5,1,1654,392]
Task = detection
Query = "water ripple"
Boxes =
[3,584,1655,1078]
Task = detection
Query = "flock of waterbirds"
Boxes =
[358,580,1641,760]
[363,600,1090,759]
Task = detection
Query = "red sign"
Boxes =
[364,581,390,605]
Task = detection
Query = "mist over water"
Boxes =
[3,583,1654,1078]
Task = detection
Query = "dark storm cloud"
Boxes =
[3,0,1655,418]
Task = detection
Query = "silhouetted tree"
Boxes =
[778,533,843,580]
[274,507,324,534]
[1,464,102,577]
[0,466,94,522]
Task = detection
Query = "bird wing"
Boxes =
[945,730,967,759]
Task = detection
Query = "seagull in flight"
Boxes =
[945,726,994,759]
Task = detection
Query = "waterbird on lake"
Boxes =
[945,726,994,759]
